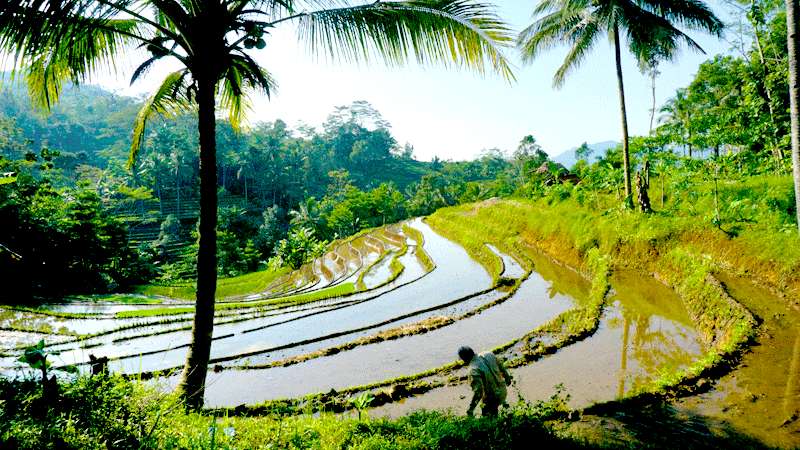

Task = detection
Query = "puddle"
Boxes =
[675,274,800,448]
[165,265,576,407]
[372,271,702,418]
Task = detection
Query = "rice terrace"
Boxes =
[1,0,800,448]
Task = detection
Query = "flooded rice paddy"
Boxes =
[676,274,800,448]
[1,217,797,447]
[370,268,703,417]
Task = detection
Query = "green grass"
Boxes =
[3,306,97,319]
[133,224,402,301]
[67,294,164,304]
[430,175,800,296]
[426,193,761,404]
[356,249,393,291]
[401,224,436,273]
[0,373,586,450]
[134,266,290,300]
[116,282,356,319]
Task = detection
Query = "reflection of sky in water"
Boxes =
[3,219,493,376]
[163,265,575,407]
[511,272,701,407]
[373,270,703,417]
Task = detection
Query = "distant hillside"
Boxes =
[0,74,140,164]
[552,141,618,169]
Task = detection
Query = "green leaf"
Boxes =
[0,177,16,185]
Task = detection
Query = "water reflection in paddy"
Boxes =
[676,274,800,448]
[52,219,486,373]
[372,271,702,417]
[171,261,576,407]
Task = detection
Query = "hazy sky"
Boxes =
[22,1,740,161]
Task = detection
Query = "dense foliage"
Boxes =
[653,0,791,164]
[0,372,585,450]
[0,150,152,300]
[0,84,521,298]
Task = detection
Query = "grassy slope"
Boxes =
[425,182,784,399]
[133,266,290,300]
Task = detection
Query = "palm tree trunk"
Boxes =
[175,167,181,217]
[178,76,218,409]
[649,71,656,134]
[613,24,632,203]
[788,0,800,234]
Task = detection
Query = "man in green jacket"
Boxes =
[458,346,512,417]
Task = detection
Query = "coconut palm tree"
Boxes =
[787,0,800,233]
[0,0,514,408]
[518,0,722,205]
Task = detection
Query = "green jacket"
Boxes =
[469,352,511,405]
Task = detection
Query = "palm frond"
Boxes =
[0,1,146,108]
[638,0,723,36]
[619,0,704,59]
[25,18,142,109]
[518,8,586,63]
[129,69,193,168]
[552,19,600,87]
[130,54,163,85]
[292,0,515,81]
[219,53,277,129]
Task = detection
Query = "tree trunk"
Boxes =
[649,71,656,134]
[175,167,181,218]
[613,24,632,204]
[178,76,218,409]
[789,0,800,234]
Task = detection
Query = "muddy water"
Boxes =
[106,233,480,373]
[372,271,702,418]
[676,275,800,448]
[223,290,509,369]
[53,307,334,368]
[171,265,576,407]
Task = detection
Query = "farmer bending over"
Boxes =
[458,345,512,417]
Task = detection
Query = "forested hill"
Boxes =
[0,77,140,166]
[0,75,449,196]
[0,78,520,296]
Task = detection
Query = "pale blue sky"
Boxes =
[33,1,742,160]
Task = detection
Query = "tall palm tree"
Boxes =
[788,0,800,233]
[0,0,514,408]
[518,0,722,204]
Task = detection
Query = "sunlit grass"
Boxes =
[134,266,290,300]
[116,282,356,318]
